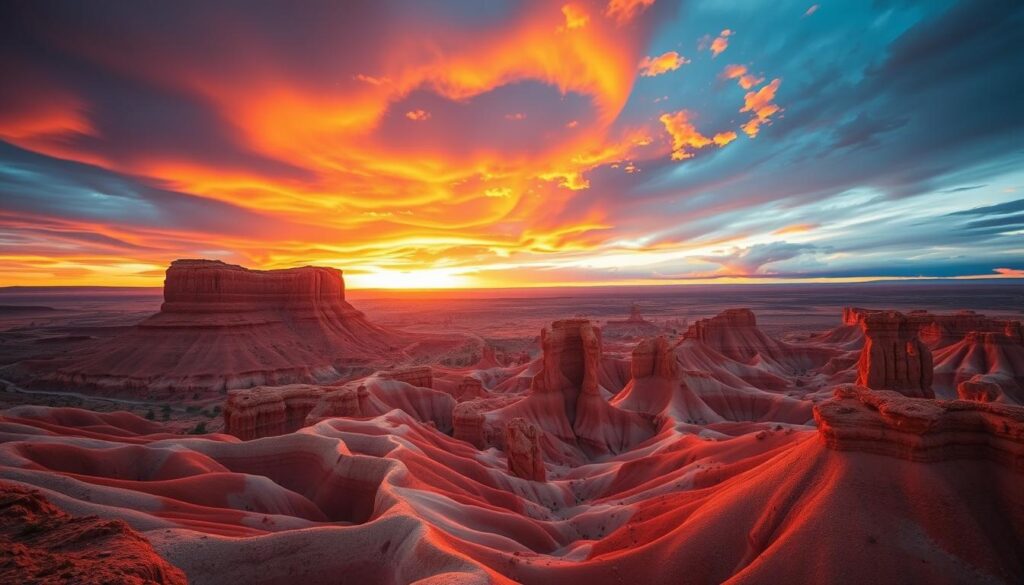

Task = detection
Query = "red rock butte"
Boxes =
[10,260,402,394]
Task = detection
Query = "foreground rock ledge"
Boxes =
[814,384,1024,468]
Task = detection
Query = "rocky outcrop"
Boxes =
[855,311,933,397]
[843,307,1019,349]
[957,376,1001,402]
[814,385,1024,469]
[933,328,1024,403]
[378,366,433,389]
[309,384,368,419]
[455,376,487,402]
[684,309,758,362]
[0,482,187,584]
[453,319,655,462]
[630,336,679,379]
[505,418,545,481]
[683,308,835,377]
[26,259,400,395]
[224,384,325,440]
[531,319,603,426]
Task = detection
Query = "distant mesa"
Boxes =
[603,303,664,338]
[10,259,403,395]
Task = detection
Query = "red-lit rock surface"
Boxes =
[459,319,655,463]
[855,310,934,397]
[505,418,545,481]
[17,260,402,394]
[2,388,1021,584]
[0,481,186,584]
[224,384,325,440]
[3,303,1024,584]
[815,384,1024,466]
[934,329,1024,404]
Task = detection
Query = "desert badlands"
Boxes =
[0,260,1021,584]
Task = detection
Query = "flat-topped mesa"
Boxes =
[505,418,546,481]
[161,259,356,315]
[531,318,603,425]
[34,259,401,394]
[682,308,777,365]
[684,308,757,341]
[856,310,934,398]
[377,366,433,389]
[814,385,1024,470]
[224,384,325,440]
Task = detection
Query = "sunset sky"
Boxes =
[1,0,1021,288]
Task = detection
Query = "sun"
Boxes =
[346,268,474,289]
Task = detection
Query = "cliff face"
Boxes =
[855,311,934,398]
[39,259,401,395]
[161,259,349,312]
[814,385,1024,469]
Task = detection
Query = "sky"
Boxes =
[0,0,1022,289]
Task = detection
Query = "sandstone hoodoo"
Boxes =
[505,417,545,481]
[25,260,402,394]
[452,318,654,462]
[855,310,934,398]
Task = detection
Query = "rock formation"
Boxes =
[450,319,655,461]
[630,335,680,380]
[0,482,187,584]
[24,260,401,395]
[933,328,1024,403]
[683,308,835,375]
[224,384,325,440]
[815,385,1024,467]
[957,376,1002,402]
[855,311,933,397]
[378,366,433,389]
[504,418,545,481]
[844,307,1019,349]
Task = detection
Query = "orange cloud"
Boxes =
[605,0,656,23]
[659,110,712,160]
[994,268,1024,277]
[773,223,817,235]
[639,51,689,77]
[740,78,782,137]
[405,109,431,121]
[710,29,733,57]
[721,64,763,90]
[713,131,738,146]
[561,4,590,30]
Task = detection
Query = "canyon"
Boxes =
[0,261,1021,584]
